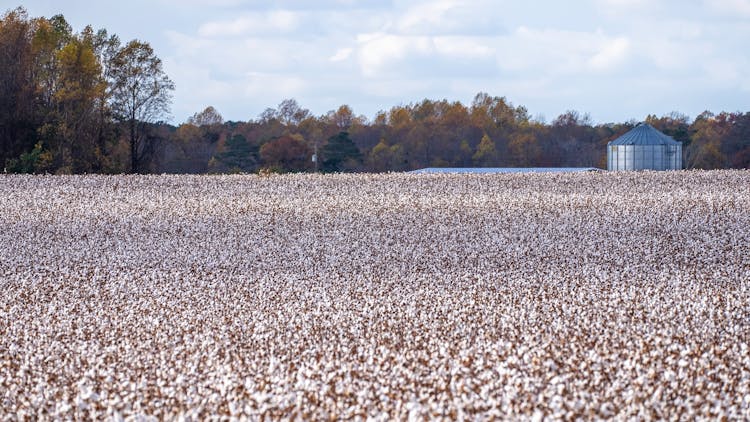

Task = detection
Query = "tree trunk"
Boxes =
[130,118,137,173]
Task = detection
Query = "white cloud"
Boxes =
[150,0,750,123]
[330,48,353,62]
[162,58,236,121]
[705,0,750,16]
[343,1,506,78]
[242,72,307,98]
[396,0,464,34]
[198,10,301,37]
[596,0,651,7]
[156,0,384,9]
[157,0,250,6]
[390,0,501,36]
[498,27,615,74]
[703,60,741,86]
[588,37,631,71]
[432,37,494,59]
[360,78,435,98]
[356,33,413,77]
[593,0,656,15]
[22,0,749,124]
[354,33,496,78]
[164,30,215,56]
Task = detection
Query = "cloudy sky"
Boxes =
[15,0,750,124]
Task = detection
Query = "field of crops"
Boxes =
[1,171,749,419]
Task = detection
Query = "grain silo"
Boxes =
[607,123,682,171]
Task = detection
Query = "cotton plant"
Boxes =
[0,171,748,419]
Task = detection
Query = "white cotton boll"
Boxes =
[2,172,749,419]
[56,401,72,414]
[75,394,90,410]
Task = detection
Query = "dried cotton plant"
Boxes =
[0,171,749,419]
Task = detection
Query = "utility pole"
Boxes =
[312,142,318,172]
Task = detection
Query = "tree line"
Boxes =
[0,7,173,174]
[126,99,750,174]
[2,7,748,175]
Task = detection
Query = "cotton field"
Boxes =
[1,171,749,420]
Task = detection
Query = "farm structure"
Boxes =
[607,123,682,171]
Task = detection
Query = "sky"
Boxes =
[12,0,750,124]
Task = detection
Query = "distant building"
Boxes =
[607,123,682,171]
[410,167,600,174]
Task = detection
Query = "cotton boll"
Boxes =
[0,172,748,418]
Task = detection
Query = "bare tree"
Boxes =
[188,106,223,127]
[109,40,174,173]
[277,98,310,127]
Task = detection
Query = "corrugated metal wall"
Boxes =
[607,145,682,171]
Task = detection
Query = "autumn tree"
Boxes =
[189,106,224,127]
[187,106,224,145]
[724,113,750,168]
[2,10,116,173]
[0,8,180,174]
[686,112,727,169]
[435,100,474,166]
[260,135,312,172]
[276,99,311,127]
[458,140,473,167]
[389,106,412,131]
[327,105,355,130]
[31,14,72,111]
[646,112,690,144]
[0,8,36,169]
[508,130,542,167]
[472,134,498,166]
[704,112,750,168]
[50,34,106,172]
[160,121,222,173]
[547,110,600,166]
[367,139,405,172]
[109,40,174,173]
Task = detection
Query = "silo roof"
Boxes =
[608,123,681,146]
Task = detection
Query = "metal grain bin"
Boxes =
[607,123,682,171]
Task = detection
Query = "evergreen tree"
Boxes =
[214,134,258,173]
[321,131,362,172]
